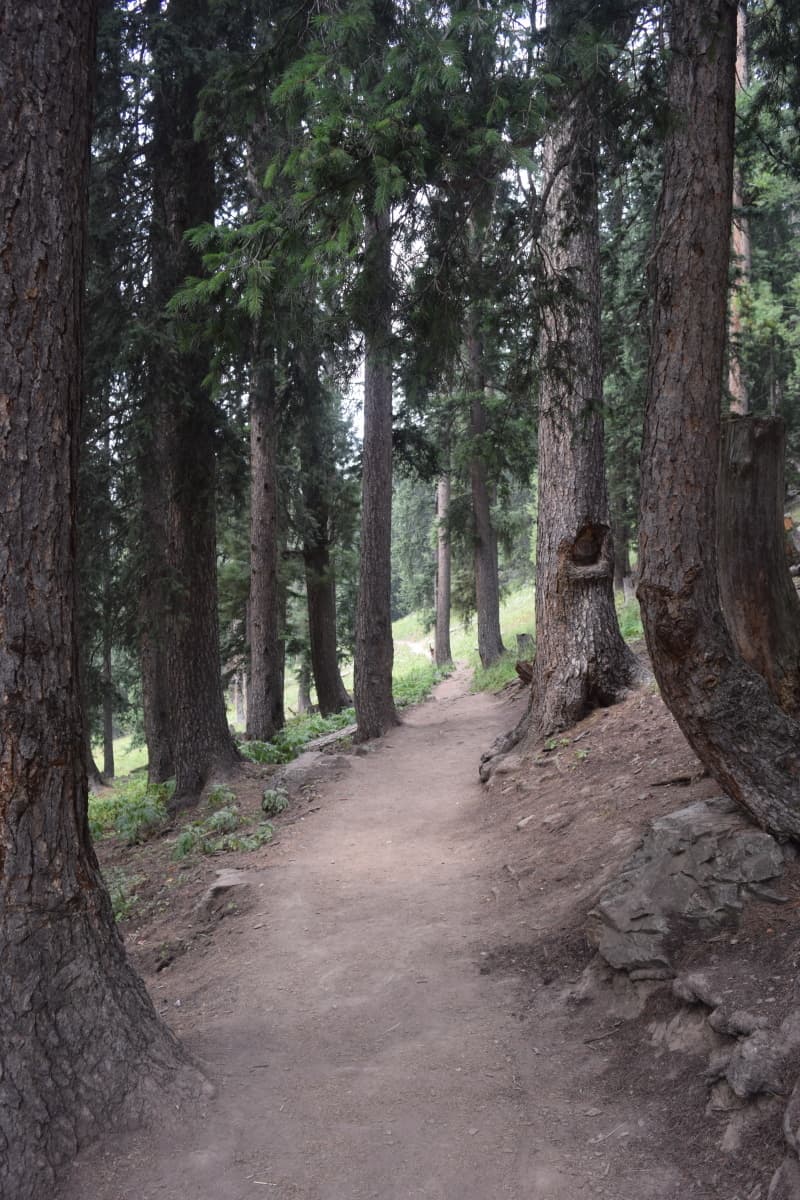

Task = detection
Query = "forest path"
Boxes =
[65,668,688,1200]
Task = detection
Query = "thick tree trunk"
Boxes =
[247,329,285,739]
[728,1,751,416]
[354,209,398,739]
[0,7,202,1198]
[717,416,800,716]
[468,326,505,669]
[147,0,238,807]
[529,66,637,739]
[638,0,800,841]
[435,474,453,667]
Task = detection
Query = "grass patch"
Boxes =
[91,734,148,778]
[101,866,148,922]
[170,806,274,860]
[89,776,173,844]
[616,595,643,641]
[471,652,520,693]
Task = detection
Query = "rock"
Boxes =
[586,797,785,976]
[769,1153,800,1200]
[726,1030,785,1099]
[709,1007,769,1037]
[516,814,536,830]
[672,972,723,1009]
[276,750,350,795]
[196,868,251,919]
[707,1080,745,1113]
[782,1076,800,1157]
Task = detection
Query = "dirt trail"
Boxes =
[65,669,713,1199]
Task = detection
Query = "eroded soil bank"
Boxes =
[64,668,788,1199]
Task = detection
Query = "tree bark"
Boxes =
[247,327,285,739]
[147,0,239,806]
[435,473,453,667]
[717,416,800,716]
[102,625,115,779]
[728,1,751,415]
[638,0,800,841]
[0,6,202,1197]
[300,358,352,715]
[468,325,506,668]
[529,43,637,740]
[354,209,399,740]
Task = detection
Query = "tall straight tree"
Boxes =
[0,4,201,1196]
[529,0,638,738]
[638,0,800,840]
[145,0,238,803]
[354,206,400,738]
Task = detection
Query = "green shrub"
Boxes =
[616,596,643,641]
[392,661,447,707]
[240,707,356,766]
[206,783,236,810]
[88,776,172,844]
[262,787,290,816]
[170,805,274,860]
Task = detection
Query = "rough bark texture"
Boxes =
[102,625,115,778]
[247,330,285,740]
[717,416,800,716]
[728,1,751,415]
[529,54,637,739]
[638,0,800,841]
[0,6,202,1197]
[468,326,505,669]
[147,0,238,805]
[354,210,399,740]
[435,474,453,667]
[301,362,351,715]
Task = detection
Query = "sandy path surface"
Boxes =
[64,669,692,1200]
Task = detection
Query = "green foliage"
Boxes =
[471,652,519,693]
[240,708,357,766]
[88,777,173,845]
[206,783,236,811]
[101,867,147,922]
[392,660,447,707]
[616,596,643,641]
[262,787,290,816]
[170,806,274,860]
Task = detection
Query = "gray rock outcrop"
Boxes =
[587,797,786,979]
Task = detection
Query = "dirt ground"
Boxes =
[62,666,796,1200]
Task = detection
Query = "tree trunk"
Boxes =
[0,7,202,1197]
[728,1,751,416]
[529,54,637,739]
[247,327,285,739]
[468,337,505,669]
[300,360,352,715]
[638,0,800,841]
[354,209,398,740]
[102,626,115,779]
[147,0,238,807]
[613,521,632,594]
[717,416,800,717]
[435,473,453,667]
[297,662,313,714]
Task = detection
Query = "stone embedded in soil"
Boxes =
[586,797,786,976]
[725,1011,800,1100]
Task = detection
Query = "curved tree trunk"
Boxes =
[638,0,800,842]
[717,415,800,717]
[0,7,203,1197]
[354,209,398,740]
[529,50,637,740]
[435,473,453,667]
